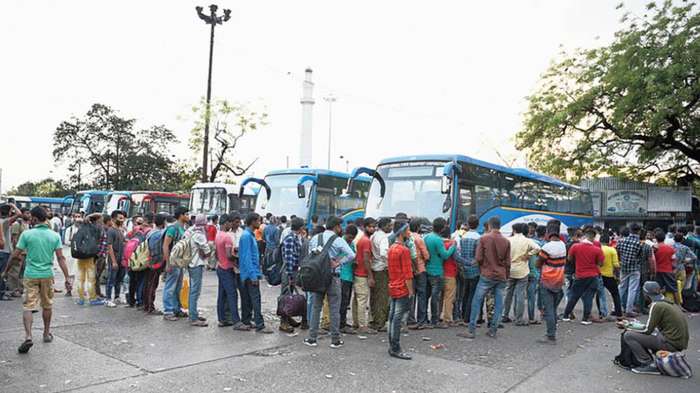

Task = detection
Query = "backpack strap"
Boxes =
[320,234,339,257]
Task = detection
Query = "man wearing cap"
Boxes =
[621,281,689,375]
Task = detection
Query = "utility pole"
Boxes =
[324,94,337,170]
[196,4,231,182]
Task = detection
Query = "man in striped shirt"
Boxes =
[616,224,642,317]
[279,217,306,333]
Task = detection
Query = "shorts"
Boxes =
[23,278,54,311]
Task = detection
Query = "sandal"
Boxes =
[18,339,33,354]
[43,333,54,343]
[0,294,12,301]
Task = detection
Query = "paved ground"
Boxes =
[0,269,698,393]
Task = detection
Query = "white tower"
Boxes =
[299,68,314,167]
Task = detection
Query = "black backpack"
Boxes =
[298,233,337,293]
[682,289,700,312]
[71,224,101,259]
[264,234,293,286]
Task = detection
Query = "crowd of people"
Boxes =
[0,203,695,373]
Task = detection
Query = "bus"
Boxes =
[244,168,371,229]
[1,196,65,213]
[189,182,259,218]
[70,190,109,215]
[105,191,190,217]
[351,154,593,234]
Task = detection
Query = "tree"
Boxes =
[53,104,191,191]
[189,98,268,183]
[8,178,71,197]
[517,1,700,186]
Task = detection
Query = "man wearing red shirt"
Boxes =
[653,230,677,302]
[387,220,414,360]
[562,227,604,324]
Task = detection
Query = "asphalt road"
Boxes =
[0,269,698,393]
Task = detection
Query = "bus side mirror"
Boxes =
[297,184,306,199]
[441,176,450,194]
[442,194,451,213]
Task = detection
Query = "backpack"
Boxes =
[681,288,700,312]
[122,231,146,268]
[70,224,101,259]
[264,233,294,286]
[298,234,338,293]
[169,232,193,269]
[147,228,166,270]
[129,240,150,272]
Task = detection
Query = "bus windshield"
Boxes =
[105,193,130,215]
[190,188,227,216]
[255,174,310,219]
[365,164,448,220]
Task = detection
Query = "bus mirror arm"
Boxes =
[442,190,452,213]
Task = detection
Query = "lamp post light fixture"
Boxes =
[195,4,231,182]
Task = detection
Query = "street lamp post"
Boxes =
[196,4,231,182]
[324,95,337,170]
[339,155,349,172]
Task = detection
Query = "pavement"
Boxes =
[0,269,698,393]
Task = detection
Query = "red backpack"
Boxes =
[122,231,147,268]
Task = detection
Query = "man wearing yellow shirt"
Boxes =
[502,223,540,325]
[600,234,622,318]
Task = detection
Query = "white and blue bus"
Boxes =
[350,154,592,234]
[242,168,371,229]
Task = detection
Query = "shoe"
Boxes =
[329,340,344,349]
[163,314,179,321]
[486,330,497,339]
[497,323,504,329]
[289,319,301,328]
[570,312,576,320]
[389,350,412,360]
[529,320,542,325]
[89,299,105,306]
[357,327,378,335]
[279,324,294,333]
[476,318,485,325]
[562,317,572,322]
[256,326,274,334]
[218,321,234,328]
[377,326,388,332]
[340,326,356,335]
[65,291,72,297]
[303,338,318,347]
[457,331,475,339]
[501,317,512,323]
[632,364,661,375]
[604,315,618,322]
[435,322,449,329]
[197,316,207,322]
[232,322,251,331]
[105,301,117,308]
[589,317,603,324]
[190,320,209,327]
[624,312,638,318]
[515,321,529,327]
[536,336,556,345]
[408,324,420,330]
[147,309,164,316]
[18,339,33,354]
[76,299,85,306]
[580,320,593,326]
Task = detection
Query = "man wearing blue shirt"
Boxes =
[304,216,356,349]
[238,213,273,334]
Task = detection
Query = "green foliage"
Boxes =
[53,104,193,192]
[517,1,700,186]
[8,178,71,197]
[189,98,268,182]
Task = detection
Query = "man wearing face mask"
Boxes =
[105,210,127,308]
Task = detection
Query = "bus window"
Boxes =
[570,190,585,214]
[155,202,173,215]
[474,185,498,216]
[515,181,539,210]
[314,190,334,218]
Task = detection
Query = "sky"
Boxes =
[0,0,652,192]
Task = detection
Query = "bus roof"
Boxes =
[266,168,371,182]
[77,190,110,196]
[191,182,257,196]
[378,154,579,189]
[28,197,64,203]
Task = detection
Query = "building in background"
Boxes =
[580,177,697,230]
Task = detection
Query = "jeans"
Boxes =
[563,276,598,321]
[162,267,183,315]
[460,276,479,323]
[142,267,162,313]
[539,286,563,338]
[502,276,528,323]
[216,267,241,324]
[127,270,146,306]
[339,279,353,328]
[188,266,204,321]
[468,276,506,333]
[453,274,465,322]
[240,278,265,329]
[427,274,444,325]
[388,296,410,353]
[106,263,126,300]
[527,275,538,321]
[594,276,608,317]
[618,271,641,314]
[309,276,341,341]
[602,276,622,317]
[0,252,10,295]
[413,272,428,325]
[623,331,677,365]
